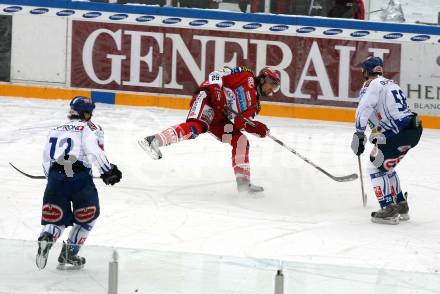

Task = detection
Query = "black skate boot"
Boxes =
[371,203,400,225]
[138,135,162,160]
[237,180,264,194]
[57,242,86,270]
[397,192,409,221]
[36,232,54,270]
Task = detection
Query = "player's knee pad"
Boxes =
[41,203,72,226]
[41,203,66,225]
[368,166,394,208]
[73,205,99,224]
[231,132,249,148]
[370,140,414,172]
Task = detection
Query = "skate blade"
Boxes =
[371,216,400,225]
[238,187,265,198]
[249,186,264,193]
[248,187,264,198]
[399,213,410,221]
[56,263,84,271]
[36,254,48,270]
[138,140,162,160]
[35,240,52,270]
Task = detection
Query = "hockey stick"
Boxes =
[357,156,367,207]
[308,0,315,16]
[9,162,100,180]
[228,109,358,182]
[9,162,46,179]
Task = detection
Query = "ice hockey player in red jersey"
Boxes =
[139,66,280,193]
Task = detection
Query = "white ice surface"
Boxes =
[1,97,440,292]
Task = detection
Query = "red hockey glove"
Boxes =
[233,108,257,130]
[245,121,269,138]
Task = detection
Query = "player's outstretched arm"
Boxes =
[83,125,122,185]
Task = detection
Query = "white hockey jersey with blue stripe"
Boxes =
[42,119,111,176]
[355,76,413,137]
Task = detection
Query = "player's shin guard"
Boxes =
[387,170,404,203]
[156,121,205,147]
[368,166,399,224]
[232,134,262,193]
[57,220,96,269]
[139,121,205,159]
[387,170,409,220]
[40,224,65,241]
[66,220,96,255]
[368,167,394,208]
[233,133,250,186]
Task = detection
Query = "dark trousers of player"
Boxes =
[370,118,423,172]
[42,165,100,227]
[367,115,422,208]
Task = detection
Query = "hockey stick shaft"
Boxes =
[9,162,100,179]
[9,162,46,179]
[357,156,367,207]
[228,108,358,182]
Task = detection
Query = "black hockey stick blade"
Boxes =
[9,162,46,179]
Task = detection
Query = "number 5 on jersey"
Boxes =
[392,90,408,112]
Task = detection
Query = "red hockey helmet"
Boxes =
[257,67,281,95]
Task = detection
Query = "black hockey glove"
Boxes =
[101,164,122,185]
[351,131,366,156]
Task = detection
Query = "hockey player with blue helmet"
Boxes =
[351,56,423,224]
[69,95,96,119]
[36,96,122,270]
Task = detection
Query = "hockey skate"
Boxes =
[36,232,54,270]
[237,181,264,194]
[138,135,162,160]
[57,242,86,270]
[371,203,400,225]
[397,192,410,221]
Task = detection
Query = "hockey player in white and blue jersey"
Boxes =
[351,56,423,225]
[36,96,122,270]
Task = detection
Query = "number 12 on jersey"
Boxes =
[49,137,73,159]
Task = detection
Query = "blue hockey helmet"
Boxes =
[361,56,384,75]
[69,96,95,119]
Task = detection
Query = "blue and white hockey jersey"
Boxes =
[355,76,413,137]
[42,119,112,176]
